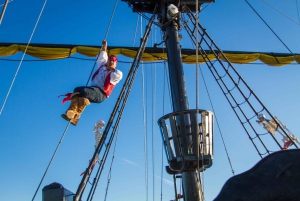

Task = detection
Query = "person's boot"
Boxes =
[61,92,80,122]
[70,97,90,126]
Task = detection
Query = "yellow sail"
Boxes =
[0,43,299,66]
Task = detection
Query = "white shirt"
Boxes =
[90,51,122,96]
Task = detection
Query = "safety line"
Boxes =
[0,0,48,115]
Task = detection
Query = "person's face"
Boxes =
[107,57,117,70]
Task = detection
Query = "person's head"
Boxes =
[107,55,118,70]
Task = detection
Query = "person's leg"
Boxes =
[70,97,90,125]
[61,86,86,125]
[69,87,106,125]
[61,92,80,122]
[76,86,106,103]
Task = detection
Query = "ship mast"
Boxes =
[122,1,214,200]
[163,4,203,201]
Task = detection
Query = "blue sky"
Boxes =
[0,0,300,201]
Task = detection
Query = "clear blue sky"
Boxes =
[0,0,299,201]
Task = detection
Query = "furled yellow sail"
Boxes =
[0,43,299,66]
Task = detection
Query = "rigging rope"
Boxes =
[142,59,149,201]
[297,0,300,23]
[0,0,9,24]
[166,74,173,111]
[245,0,300,64]
[160,140,163,201]
[198,64,235,175]
[195,0,200,181]
[151,64,155,201]
[195,2,206,200]
[125,2,161,28]
[199,2,213,13]
[160,35,167,201]
[262,0,300,25]
[151,31,157,201]
[104,0,118,40]
[0,0,12,7]
[32,123,70,201]
[143,64,149,200]
[85,0,118,86]
[103,127,120,201]
[141,16,149,201]
[0,0,47,115]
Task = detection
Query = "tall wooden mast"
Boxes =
[122,1,214,200]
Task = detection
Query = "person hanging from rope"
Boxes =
[60,40,123,126]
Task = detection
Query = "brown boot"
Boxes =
[70,97,90,126]
[61,92,80,122]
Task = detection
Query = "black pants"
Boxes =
[73,86,106,103]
